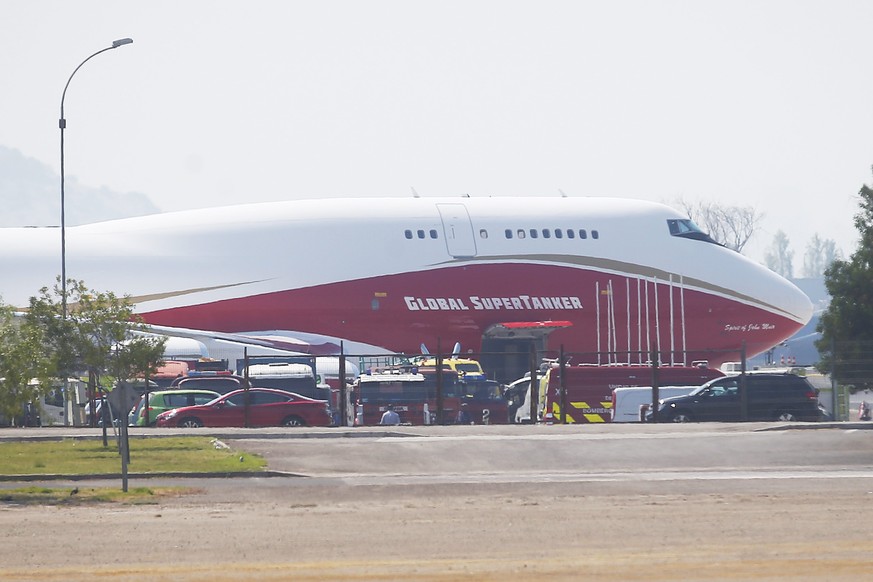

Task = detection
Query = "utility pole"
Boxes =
[650,351,660,423]
[528,343,538,423]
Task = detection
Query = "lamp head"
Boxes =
[112,38,134,48]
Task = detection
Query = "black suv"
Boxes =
[651,373,821,422]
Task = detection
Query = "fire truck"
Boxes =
[354,368,509,426]
[539,363,724,423]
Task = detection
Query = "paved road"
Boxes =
[4,421,871,489]
[2,422,873,581]
[225,422,873,489]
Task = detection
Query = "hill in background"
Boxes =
[0,145,160,227]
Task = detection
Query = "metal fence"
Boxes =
[230,346,774,426]
[78,342,854,428]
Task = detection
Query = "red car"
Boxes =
[154,388,331,428]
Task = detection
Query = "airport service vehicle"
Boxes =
[0,197,813,369]
[237,356,359,389]
[537,364,724,423]
[155,388,331,428]
[146,361,190,389]
[241,362,327,400]
[417,357,487,381]
[32,379,89,427]
[504,375,539,423]
[128,389,220,426]
[611,386,699,422]
[354,370,509,426]
[457,379,508,424]
[651,372,822,422]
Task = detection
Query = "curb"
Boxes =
[756,422,873,431]
[0,470,303,482]
[0,429,417,443]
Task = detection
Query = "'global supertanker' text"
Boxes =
[404,295,583,312]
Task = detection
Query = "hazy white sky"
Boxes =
[3,1,872,268]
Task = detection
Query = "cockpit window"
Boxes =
[667,219,720,244]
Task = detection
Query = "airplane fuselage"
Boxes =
[0,197,813,366]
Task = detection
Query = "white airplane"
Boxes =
[0,196,813,373]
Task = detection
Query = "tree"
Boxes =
[764,230,794,279]
[674,198,762,252]
[802,234,841,278]
[0,303,53,424]
[25,279,166,412]
[108,335,167,391]
[802,234,824,278]
[821,238,841,274]
[816,174,873,390]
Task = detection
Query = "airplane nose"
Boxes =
[783,277,815,327]
[741,253,815,329]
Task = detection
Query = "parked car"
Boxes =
[128,389,220,427]
[154,388,332,428]
[650,372,822,422]
[170,371,250,395]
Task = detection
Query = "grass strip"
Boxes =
[0,436,267,475]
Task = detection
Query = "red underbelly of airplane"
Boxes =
[139,264,802,365]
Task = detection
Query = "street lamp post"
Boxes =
[59,38,133,428]
[59,37,133,319]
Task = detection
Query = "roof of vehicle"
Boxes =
[185,370,239,378]
[357,373,425,383]
[418,357,484,371]
[507,376,530,387]
[145,360,190,379]
[149,389,221,396]
[707,371,812,382]
[171,372,248,386]
[746,371,809,377]
[243,362,315,378]
[220,387,325,401]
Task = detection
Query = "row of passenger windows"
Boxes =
[405,229,440,239]
[503,228,598,240]
[403,228,600,240]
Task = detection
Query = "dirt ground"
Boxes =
[2,423,872,581]
[1,475,872,581]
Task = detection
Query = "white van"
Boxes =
[33,379,89,426]
[610,386,699,423]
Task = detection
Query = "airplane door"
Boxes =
[437,203,477,258]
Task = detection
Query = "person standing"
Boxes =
[456,402,472,425]
[380,404,401,425]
